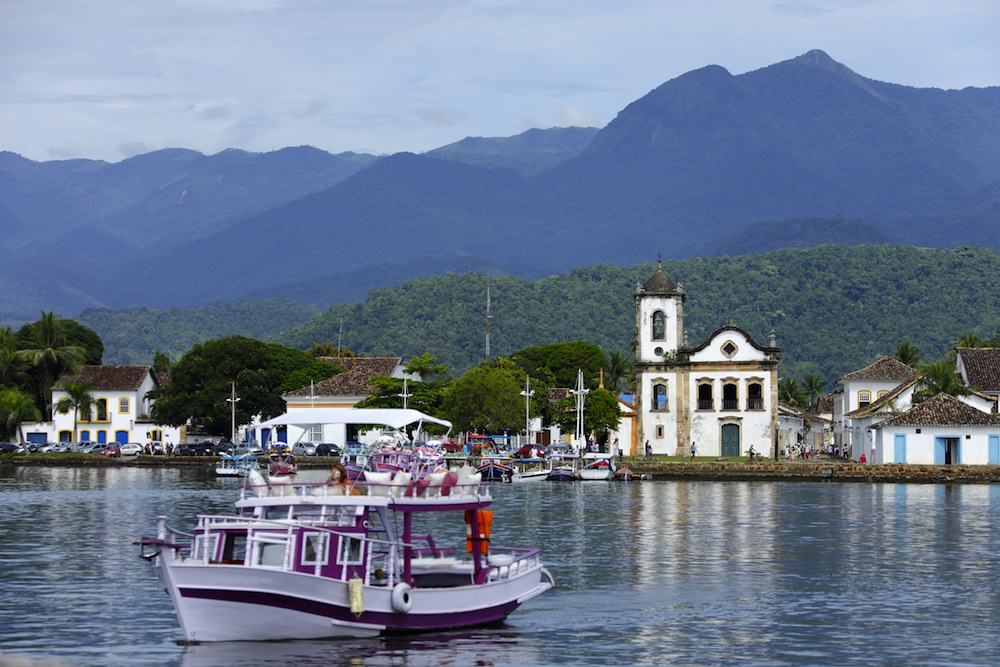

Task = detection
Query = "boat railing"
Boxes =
[475,547,544,585]
[240,477,491,502]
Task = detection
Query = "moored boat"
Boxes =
[546,451,581,481]
[215,453,260,477]
[578,452,616,481]
[509,457,551,483]
[137,460,553,641]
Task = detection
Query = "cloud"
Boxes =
[558,106,600,128]
[415,106,471,126]
[290,100,327,118]
[118,141,156,158]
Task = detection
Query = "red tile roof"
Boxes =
[56,365,152,391]
[873,393,1000,428]
[957,347,1000,392]
[839,356,917,383]
[284,357,403,397]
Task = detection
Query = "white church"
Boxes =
[634,263,781,458]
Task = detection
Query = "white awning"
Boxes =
[256,408,452,434]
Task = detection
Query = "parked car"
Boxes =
[267,442,290,453]
[101,443,122,458]
[0,442,22,455]
[233,443,263,457]
[49,443,73,454]
[119,442,143,456]
[176,442,215,456]
[291,442,318,457]
[148,441,164,455]
[78,442,102,454]
[315,442,342,456]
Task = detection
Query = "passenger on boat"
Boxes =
[326,463,360,495]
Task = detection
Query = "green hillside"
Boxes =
[83,245,1000,392]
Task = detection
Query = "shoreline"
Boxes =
[4,454,1000,483]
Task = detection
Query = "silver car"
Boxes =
[291,442,318,456]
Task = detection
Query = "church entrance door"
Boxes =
[721,423,740,457]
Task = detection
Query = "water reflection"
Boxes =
[1,469,999,666]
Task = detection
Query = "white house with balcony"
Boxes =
[833,356,918,460]
[45,365,181,445]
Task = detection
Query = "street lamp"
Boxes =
[520,376,535,444]
[226,382,241,444]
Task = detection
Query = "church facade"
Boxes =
[634,263,781,458]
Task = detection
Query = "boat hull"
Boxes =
[154,558,551,642]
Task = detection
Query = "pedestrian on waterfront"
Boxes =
[690,441,697,463]
[644,440,651,458]
[859,453,867,464]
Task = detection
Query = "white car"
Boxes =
[291,442,318,456]
[119,442,143,456]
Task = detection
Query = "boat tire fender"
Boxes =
[391,582,412,613]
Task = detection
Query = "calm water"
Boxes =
[1,466,999,666]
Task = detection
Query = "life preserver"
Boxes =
[391,582,412,613]
[464,509,493,555]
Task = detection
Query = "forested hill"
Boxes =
[82,245,1000,390]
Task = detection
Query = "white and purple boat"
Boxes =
[137,409,553,642]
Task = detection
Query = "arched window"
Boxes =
[722,382,738,410]
[697,382,714,410]
[653,383,669,411]
[95,398,108,421]
[119,398,130,413]
[858,390,872,408]
[747,382,763,410]
[877,390,888,400]
[651,310,666,341]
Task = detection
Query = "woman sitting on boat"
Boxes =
[326,462,360,495]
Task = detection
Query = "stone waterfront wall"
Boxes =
[625,460,1000,483]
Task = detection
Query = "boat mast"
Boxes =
[485,276,492,362]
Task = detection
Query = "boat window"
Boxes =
[339,535,364,565]
[256,542,287,567]
[301,533,329,565]
[221,533,246,564]
[192,534,219,563]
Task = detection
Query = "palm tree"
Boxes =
[604,351,633,392]
[913,359,970,403]
[803,374,825,410]
[778,377,807,408]
[0,326,31,390]
[54,381,96,445]
[0,388,41,442]
[17,312,86,419]
[892,341,921,368]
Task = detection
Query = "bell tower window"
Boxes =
[651,311,666,341]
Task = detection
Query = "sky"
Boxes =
[2,0,998,164]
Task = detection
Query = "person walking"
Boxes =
[689,441,697,463]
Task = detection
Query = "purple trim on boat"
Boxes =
[178,587,519,631]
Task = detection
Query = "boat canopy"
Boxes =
[256,408,452,434]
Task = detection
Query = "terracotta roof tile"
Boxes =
[873,393,1000,428]
[56,365,151,391]
[957,347,1000,392]
[284,357,402,397]
[839,356,917,383]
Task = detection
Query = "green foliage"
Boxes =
[77,298,318,365]
[15,312,88,418]
[355,376,448,420]
[914,359,971,403]
[893,341,921,367]
[779,377,807,408]
[511,341,607,389]
[152,336,337,435]
[0,387,41,441]
[443,358,525,434]
[54,381,96,442]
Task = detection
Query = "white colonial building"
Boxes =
[634,263,780,458]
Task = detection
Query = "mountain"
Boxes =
[3,50,999,321]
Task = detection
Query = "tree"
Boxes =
[443,359,525,434]
[16,312,87,418]
[0,327,31,390]
[152,336,337,435]
[778,377,807,408]
[152,352,172,376]
[803,374,825,410]
[356,376,448,418]
[913,359,970,403]
[511,341,607,389]
[893,341,921,367]
[404,353,448,382]
[568,387,621,444]
[603,350,633,392]
[0,388,41,442]
[308,342,354,358]
[54,381,95,444]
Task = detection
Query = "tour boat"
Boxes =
[137,466,553,641]
[214,453,260,477]
[136,408,553,642]
[578,452,616,481]
[546,451,581,481]
[477,455,513,481]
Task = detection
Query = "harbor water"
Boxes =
[1,466,998,666]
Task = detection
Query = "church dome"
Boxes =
[642,262,677,293]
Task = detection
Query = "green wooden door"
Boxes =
[721,423,740,457]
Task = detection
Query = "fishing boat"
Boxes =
[267,452,298,476]
[546,451,581,481]
[578,452,616,481]
[214,453,260,478]
[136,409,553,642]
